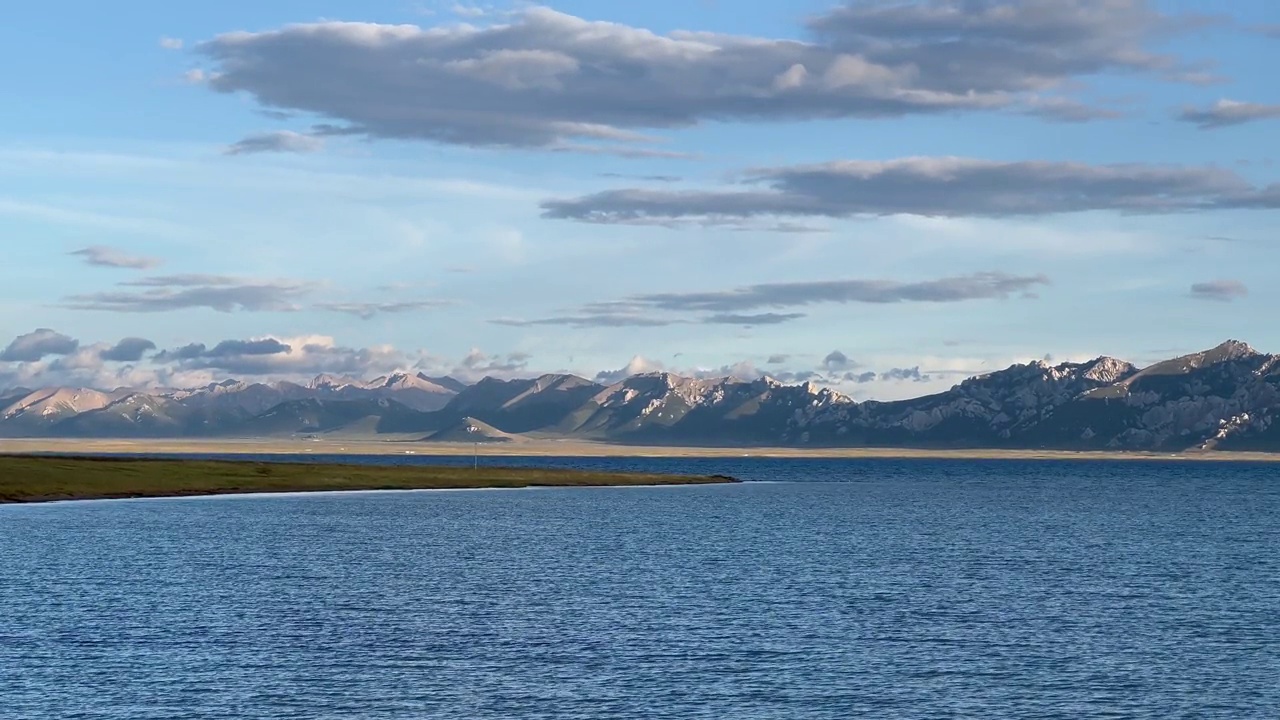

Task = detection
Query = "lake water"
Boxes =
[2,457,1278,718]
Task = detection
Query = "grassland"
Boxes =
[0,455,737,504]
[2,437,1279,462]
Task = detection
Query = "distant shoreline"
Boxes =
[2,438,1279,462]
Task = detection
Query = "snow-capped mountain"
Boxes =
[6,341,1280,451]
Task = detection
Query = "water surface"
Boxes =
[2,458,1278,718]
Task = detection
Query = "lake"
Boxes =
[2,457,1278,718]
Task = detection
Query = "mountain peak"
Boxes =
[416,373,468,393]
[1210,339,1257,359]
[1081,356,1137,384]
[1130,339,1263,380]
[308,373,358,390]
[369,372,453,394]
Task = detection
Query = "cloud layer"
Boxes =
[316,300,456,319]
[70,245,161,270]
[0,328,542,392]
[224,130,325,155]
[493,272,1048,327]
[99,337,157,363]
[195,2,1205,152]
[1189,279,1249,302]
[59,273,457,318]
[152,335,410,376]
[64,274,315,313]
[1178,99,1280,129]
[543,157,1280,225]
[1,329,79,363]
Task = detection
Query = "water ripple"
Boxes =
[2,458,1278,718]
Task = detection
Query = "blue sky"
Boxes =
[1,0,1278,398]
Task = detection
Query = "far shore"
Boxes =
[2,437,1279,462]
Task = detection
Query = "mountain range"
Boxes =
[4,340,1280,452]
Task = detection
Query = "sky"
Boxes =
[1,0,1278,399]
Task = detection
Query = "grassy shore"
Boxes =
[2,437,1279,462]
[0,455,737,504]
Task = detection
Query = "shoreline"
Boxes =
[10,482,732,507]
[2,437,1279,462]
[0,454,737,505]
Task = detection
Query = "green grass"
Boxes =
[0,454,738,504]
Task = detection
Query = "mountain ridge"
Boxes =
[5,341,1280,451]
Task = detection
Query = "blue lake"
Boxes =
[2,457,1278,718]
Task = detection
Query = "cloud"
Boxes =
[0,349,176,392]
[766,354,789,365]
[450,3,492,18]
[1189,279,1249,302]
[807,0,1211,91]
[0,332,537,391]
[453,348,532,379]
[490,314,681,328]
[205,339,293,357]
[599,272,1050,313]
[224,130,324,155]
[315,300,456,319]
[542,157,1280,225]
[495,272,1045,329]
[154,339,293,362]
[702,313,806,326]
[1023,96,1126,123]
[70,245,161,270]
[880,366,932,382]
[599,173,683,183]
[822,350,857,372]
[153,334,411,376]
[1178,99,1280,129]
[159,37,184,50]
[588,353,937,390]
[153,343,208,362]
[47,345,111,373]
[63,275,315,313]
[99,337,157,362]
[119,274,257,287]
[194,3,1203,152]
[494,310,807,328]
[0,329,80,363]
[594,355,666,385]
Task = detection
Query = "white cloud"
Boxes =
[194,2,1206,152]
[64,275,316,313]
[543,157,1279,226]
[224,130,325,156]
[1178,99,1280,129]
[70,245,161,270]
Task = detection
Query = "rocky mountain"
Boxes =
[6,341,1280,451]
[238,398,430,437]
[443,374,606,434]
[791,340,1279,451]
[306,372,457,411]
[0,373,464,438]
[557,374,849,444]
[1,388,130,435]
